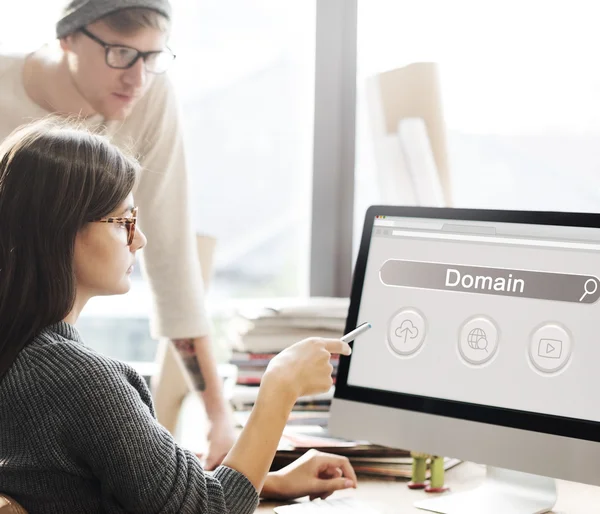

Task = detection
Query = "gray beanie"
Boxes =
[56,0,172,38]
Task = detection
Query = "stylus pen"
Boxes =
[340,322,372,343]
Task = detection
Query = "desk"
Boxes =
[257,461,600,513]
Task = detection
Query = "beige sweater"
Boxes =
[0,52,209,340]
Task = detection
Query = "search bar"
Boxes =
[379,260,600,304]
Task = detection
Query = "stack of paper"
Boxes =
[226,297,348,415]
[232,296,349,354]
[230,386,335,413]
[233,410,460,479]
[273,429,461,479]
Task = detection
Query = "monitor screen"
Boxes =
[335,206,600,444]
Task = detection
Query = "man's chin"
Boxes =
[100,108,130,121]
[97,100,136,121]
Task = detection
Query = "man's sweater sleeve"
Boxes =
[61,353,259,513]
[132,74,210,340]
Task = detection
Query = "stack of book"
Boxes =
[231,352,340,388]
[231,296,349,354]
[274,431,461,478]
[227,297,348,414]
[233,412,461,479]
[230,384,335,416]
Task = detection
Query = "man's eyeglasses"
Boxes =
[80,28,175,74]
[96,206,138,246]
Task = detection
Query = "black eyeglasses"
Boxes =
[80,28,176,74]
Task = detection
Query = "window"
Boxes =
[169,0,315,301]
[354,0,600,247]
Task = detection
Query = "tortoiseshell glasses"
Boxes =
[96,206,138,246]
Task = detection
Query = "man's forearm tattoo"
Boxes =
[173,339,206,391]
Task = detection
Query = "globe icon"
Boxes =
[467,328,488,351]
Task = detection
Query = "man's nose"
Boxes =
[121,57,146,89]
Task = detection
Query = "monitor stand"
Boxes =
[413,466,557,514]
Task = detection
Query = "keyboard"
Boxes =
[273,497,385,513]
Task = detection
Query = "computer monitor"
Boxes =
[329,205,600,514]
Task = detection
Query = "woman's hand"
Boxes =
[263,338,352,402]
[220,339,351,493]
[261,449,358,501]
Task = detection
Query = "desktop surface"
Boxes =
[257,462,600,513]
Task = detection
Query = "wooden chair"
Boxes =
[0,494,27,514]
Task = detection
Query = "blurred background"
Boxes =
[4,0,600,364]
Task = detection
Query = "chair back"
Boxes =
[0,494,28,514]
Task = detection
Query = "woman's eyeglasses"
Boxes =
[80,28,176,74]
[96,206,138,246]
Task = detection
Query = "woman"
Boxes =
[0,118,356,513]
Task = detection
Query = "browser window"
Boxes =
[348,215,600,422]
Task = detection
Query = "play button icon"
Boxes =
[529,324,572,374]
[539,338,562,359]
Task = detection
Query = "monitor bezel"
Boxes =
[334,205,600,444]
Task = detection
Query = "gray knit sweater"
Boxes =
[0,322,259,513]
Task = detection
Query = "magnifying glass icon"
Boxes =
[580,278,598,302]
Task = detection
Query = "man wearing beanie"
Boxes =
[0,0,238,469]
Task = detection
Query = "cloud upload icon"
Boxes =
[395,320,419,343]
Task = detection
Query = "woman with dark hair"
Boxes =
[0,119,356,514]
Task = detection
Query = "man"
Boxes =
[0,0,235,469]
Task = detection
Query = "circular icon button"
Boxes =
[387,309,426,356]
[458,316,499,366]
[529,323,572,374]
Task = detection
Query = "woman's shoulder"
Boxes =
[17,327,148,395]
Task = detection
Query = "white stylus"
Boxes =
[340,322,372,343]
